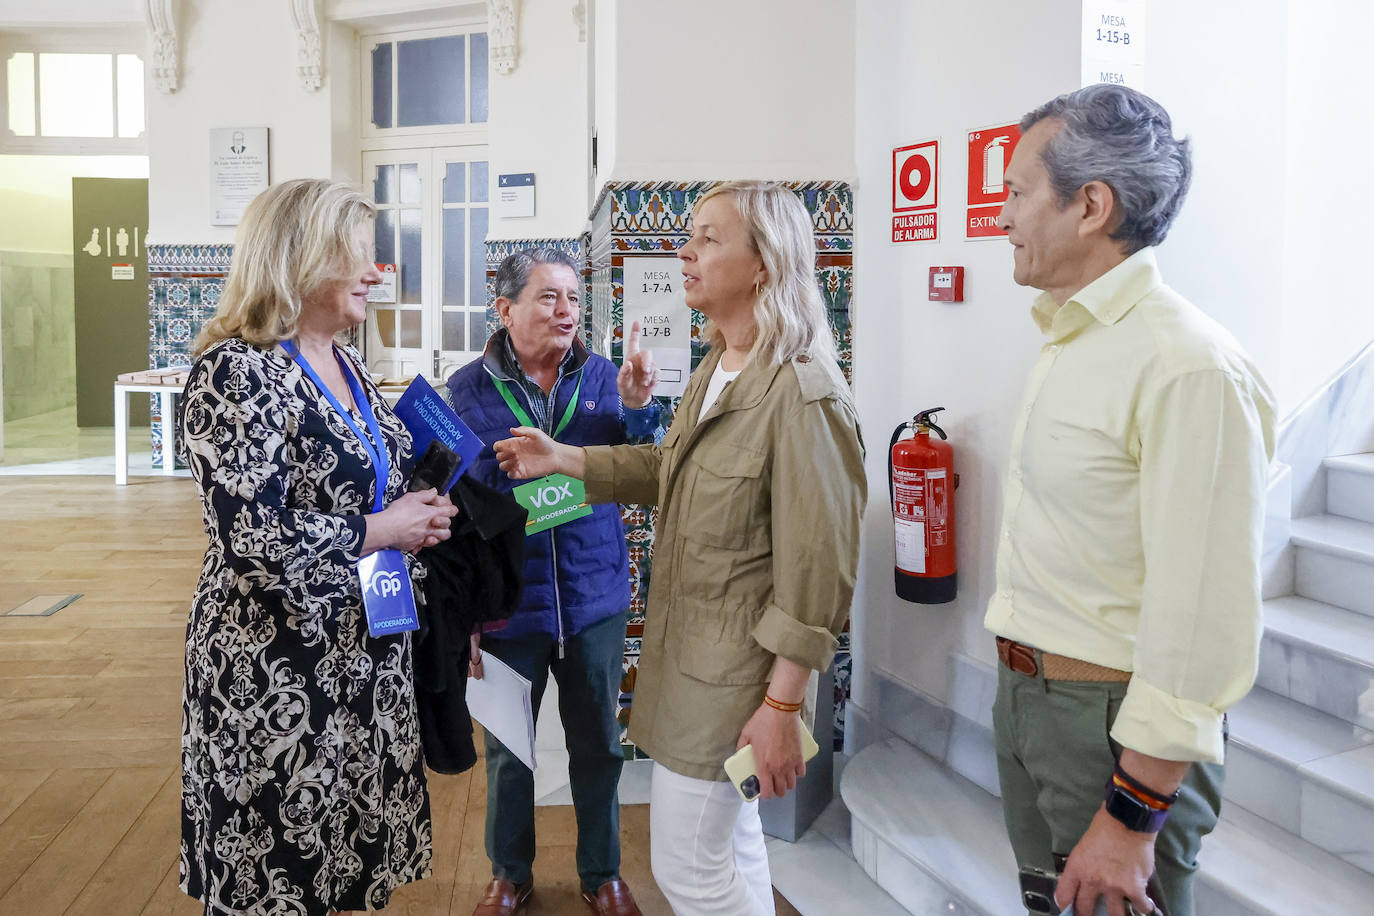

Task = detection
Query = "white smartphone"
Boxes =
[723,719,820,802]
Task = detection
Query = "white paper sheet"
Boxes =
[466,652,537,771]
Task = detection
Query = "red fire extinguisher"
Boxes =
[889,407,957,603]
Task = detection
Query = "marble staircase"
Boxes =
[843,454,1374,914]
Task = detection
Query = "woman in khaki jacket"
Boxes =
[495,181,865,915]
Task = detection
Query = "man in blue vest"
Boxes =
[447,248,659,916]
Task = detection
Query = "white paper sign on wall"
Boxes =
[497,172,536,219]
[367,264,398,303]
[1081,0,1147,90]
[622,256,690,399]
[209,127,270,226]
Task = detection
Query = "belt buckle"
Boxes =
[998,637,1039,678]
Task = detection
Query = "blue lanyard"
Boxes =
[282,340,389,513]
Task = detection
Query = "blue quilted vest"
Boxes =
[444,333,632,644]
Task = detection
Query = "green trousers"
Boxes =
[992,663,1224,916]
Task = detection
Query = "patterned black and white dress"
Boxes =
[179,338,432,916]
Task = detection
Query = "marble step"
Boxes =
[1225,687,1374,878]
[1257,595,1374,731]
[765,797,915,916]
[1326,453,1374,525]
[844,735,1374,915]
[1290,514,1374,618]
[1194,802,1374,916]
[840,737,1018,915]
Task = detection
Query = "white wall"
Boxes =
[0,0,140,27]
[1147,0,1287,404]
[146,0,359,244]
[1278,0,1374,412]
[591,0,616,202]
[0,155,148,253]
[603,0,856,183]
[485,0,590,241]
[850,0,1081,710]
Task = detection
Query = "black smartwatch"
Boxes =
[1103,782,1170,833]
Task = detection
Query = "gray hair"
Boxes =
[493,247,581,302]
[1021,84,1191,254]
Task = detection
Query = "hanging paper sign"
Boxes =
[1082,0,1147,90]
[622,255,690,398]
[367,264,398,303]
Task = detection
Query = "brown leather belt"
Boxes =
[996,636,1132,683]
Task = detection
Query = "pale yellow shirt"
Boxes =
[984,248,1276,763]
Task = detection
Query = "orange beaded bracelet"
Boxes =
[763,695,802,713]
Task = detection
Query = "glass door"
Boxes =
[434,147,490,379]
[362,146,489,382]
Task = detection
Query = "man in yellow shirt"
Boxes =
[986,84,1275,916]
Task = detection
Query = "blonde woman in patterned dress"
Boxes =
[178,179,457,916]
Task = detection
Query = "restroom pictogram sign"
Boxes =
[892,140,939,243]
[966,123,1021,239]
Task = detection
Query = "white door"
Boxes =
[362,146,489,381]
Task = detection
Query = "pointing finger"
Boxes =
[626,320,642,359]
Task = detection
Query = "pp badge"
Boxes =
[514,473,593,535]
[358,548,419,637]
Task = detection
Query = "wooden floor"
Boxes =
[0,475,801,916]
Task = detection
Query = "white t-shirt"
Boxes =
[698,362,742,422]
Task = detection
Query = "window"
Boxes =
[1,32,146,154]
[364,25,488,139]
[359,22,491,381]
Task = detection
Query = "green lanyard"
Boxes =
[492,373,582,440]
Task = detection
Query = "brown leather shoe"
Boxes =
[472,876,533,916]
[581,878,642,916]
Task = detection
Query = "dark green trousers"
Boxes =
[483,610,628,889]
[992,662,1224,916]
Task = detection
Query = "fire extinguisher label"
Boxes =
[926,469,949,547]
[895,519,926,573]
[893,467,927,574]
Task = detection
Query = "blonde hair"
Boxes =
[193,178,376,355]
[695,181,836,367]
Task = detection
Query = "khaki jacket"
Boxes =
[583,346,866,780]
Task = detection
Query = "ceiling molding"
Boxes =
[144,0,178,93]
[572,0,585,42]
[488,0,519,74]
[290,0,323,91]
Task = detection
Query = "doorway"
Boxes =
[362,147,491,382]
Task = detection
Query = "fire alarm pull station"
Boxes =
[929,266,964,302]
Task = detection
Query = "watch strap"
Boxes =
[1104,782,1170,833]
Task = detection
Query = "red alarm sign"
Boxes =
[893,139,938,243]
[966,123,1021,239]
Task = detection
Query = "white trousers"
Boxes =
[649,762,776,916]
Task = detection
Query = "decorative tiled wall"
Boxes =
[146,244,233,467]
[587,180,855,753]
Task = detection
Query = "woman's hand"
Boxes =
[363,488,458,554]
[493,427,584,480]
[617,320,659,408]
[736,704,805,800]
